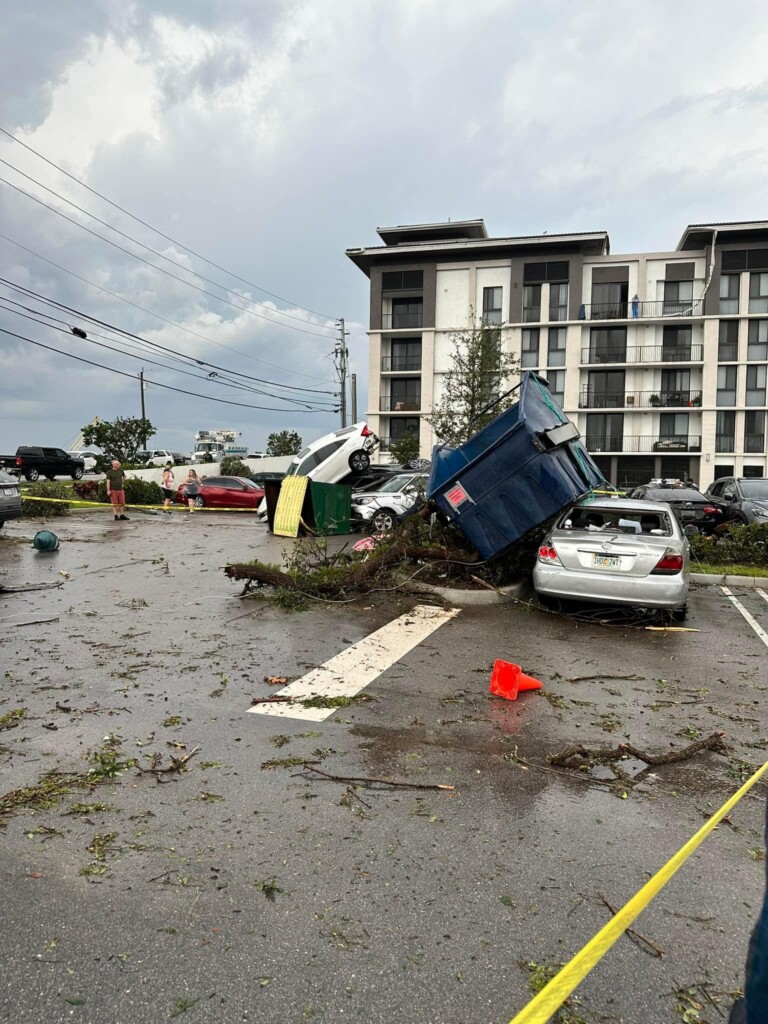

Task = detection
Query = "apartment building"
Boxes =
[346,219,768,487]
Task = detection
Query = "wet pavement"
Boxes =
[0,511,766,1024]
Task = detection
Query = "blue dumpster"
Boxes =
[426,372,606,560]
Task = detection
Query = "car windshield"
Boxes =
[644,488,702,502]
[740,479,768,499]
[557,506,673,535]
[0,470,15,483]
[376,474,417,493]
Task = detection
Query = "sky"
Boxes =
[2,0,768,454]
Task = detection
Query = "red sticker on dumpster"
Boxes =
[445,482,472,510]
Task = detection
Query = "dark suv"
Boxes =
[704,477,768,524]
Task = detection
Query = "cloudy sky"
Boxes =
[1,0,767,453]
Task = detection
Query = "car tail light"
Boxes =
[361,425,371,436]
[703,506,719,515]
[15,456,22,466]
[537,544,561,564]
[651,549,684,575]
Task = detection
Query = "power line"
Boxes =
[0,235,334,382]
[0,324,337,413]
[0,156,336,332]
[0,124,337,320]
[0,175,336,340]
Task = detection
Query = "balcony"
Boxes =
[580,344,704,365]
[380,396,421,412]
[578,299,703,320]
[382,311,423,330]
[585,435,702,454]
[381,355,422,372]
[579,389,703,409]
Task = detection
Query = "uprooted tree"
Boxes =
[81,416,156,463]
[428,318,520,447]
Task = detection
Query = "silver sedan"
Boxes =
[533,497,690,617]
[0,469,22,530]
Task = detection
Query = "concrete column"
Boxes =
[420,329,436,455]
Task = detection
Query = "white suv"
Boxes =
[352,473,427,531]
[285,423,379,482]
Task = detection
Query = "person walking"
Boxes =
[106,460,128,521]
[161,463,175,513]
[182,468,200,511]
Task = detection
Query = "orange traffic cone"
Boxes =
[489,660,543,701]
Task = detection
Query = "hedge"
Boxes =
[21,481,71,517]
[95,479,165,507]
[690,522,768,567]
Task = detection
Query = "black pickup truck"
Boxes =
[0,446,85,481]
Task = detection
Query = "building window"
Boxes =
[662,325,692,361]
[590,281,627,319]
[548,370,565,406]
[382,270,423,290]
[716,410,735,452]
[744,464,765,477]
[719,274,740,314]
[523,284,541,323]
[717,365,737,406]
[389,297,423,329]
[583,369,625,408]
[586,413,623,453]
[745,411,766,453]
[660,369,693,406]
[482,286,503,325]
[387,338,421,372]
[746,364,767,405]
[747,320,768,361]
[521,328,539,368]
[588,327,627,363]
[749,273,768,314]
[381,416,420,451]
[659,412,689,441]
[718,320,739,361]
[388,378,421,411]
[663,279,693,315]
[548,283,568,322]
[547,327,566,367]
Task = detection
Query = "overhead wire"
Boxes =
[0,124,337,321]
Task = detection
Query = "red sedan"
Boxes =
[175,475,265,510]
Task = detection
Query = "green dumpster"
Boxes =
[310,481,351,535]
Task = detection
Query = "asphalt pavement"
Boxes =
[0,510,766,1024]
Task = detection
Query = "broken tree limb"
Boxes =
[594,891,664,958]
[549,731,727,768]
[135,745,200,776]
[299,763,455,792]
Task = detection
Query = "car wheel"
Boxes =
[71,467,84,480]
[349,451,370,473]
[25,469,39,482]
[193,495,205,508]
[372,508,396,532]
[407,458,431,471]
[672,604,688,622]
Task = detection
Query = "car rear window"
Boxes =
[557,507,673,535]
[644,488,702,502]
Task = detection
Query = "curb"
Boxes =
[402,579,525,606]
[691,572,768,589]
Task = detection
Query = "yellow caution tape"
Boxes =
[508,758,768,1024]
[18,495,259,513]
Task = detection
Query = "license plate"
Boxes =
[2,486,18,497]
[593,554,620,569]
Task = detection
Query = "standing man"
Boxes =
[106,459,128,521]
[631,293,640,318]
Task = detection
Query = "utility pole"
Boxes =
[335,318,349,428]
[350,373,357,424]
[139,369,147,447]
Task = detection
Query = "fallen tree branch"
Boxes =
[299,763,455,791]
[135,745,200,776]
[249,696,293,705]
[549,731,727,768]
[594,891,664,958]
[505,749,618,788]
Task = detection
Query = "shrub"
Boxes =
[219,457,252,479]
[691,522,768,567]
[96,479,164,507]
[21,481,71,517]
[73,480,101,500]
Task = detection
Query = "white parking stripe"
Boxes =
[249,605,459,721]
[758,588,768,606]
[721,586,768,650]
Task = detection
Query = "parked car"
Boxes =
[139,449,177,467]
[174,475,265,509]
[352,473,428,531]
[533,497,690,617]
[0,446,85,481]
[68,450,100,472]
[629,481,725,534]
[705,476,768,524]
[285,423,379,481]
[0,469,21,529]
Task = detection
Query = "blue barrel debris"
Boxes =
[427,371,606,560]
[33,530,60,552]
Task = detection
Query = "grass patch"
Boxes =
[522,961,589,1024]
[692,563,767,577]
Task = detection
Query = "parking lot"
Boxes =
[1,511,766,1023]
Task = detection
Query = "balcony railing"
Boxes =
[382,312,423,329]
[580,344,704,365]
[585,435,702,454]
[715,435,735,453]
[578,299,703,320]
[579,389,703,409]
[381,355,422,372]
[380,396,421,412]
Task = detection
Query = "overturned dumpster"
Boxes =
[427,371,606,560]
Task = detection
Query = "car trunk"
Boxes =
[552,530,668,578]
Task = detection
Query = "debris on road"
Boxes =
[32,530,60,552]
[489,659,543,701]
[549,732,727,769]
[299,764,456,792]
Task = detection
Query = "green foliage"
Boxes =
[81,416,156,462]
[266,430,303,456]
[428,319,520,447]
[219,456,253,479]
[21,481,71,517]
[690,522,768,567]
[72,480,100,500]
[96,478,164,506]
[388,433,420,467]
